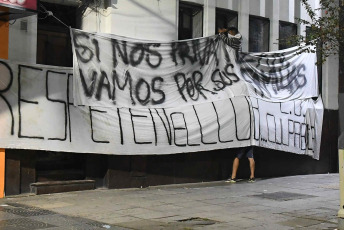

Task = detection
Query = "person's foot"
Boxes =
[248,177,255,183]
[225,178,237,183]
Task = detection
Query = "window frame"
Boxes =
[178,1,204,40]
[249,15,270,52]
[279,20,298,50]
[215,8,238,34]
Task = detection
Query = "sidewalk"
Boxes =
[0,174,340,229]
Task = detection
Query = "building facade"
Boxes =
[1,0,339,195]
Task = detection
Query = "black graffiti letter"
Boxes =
[154,109,172,145]
[145,43,163,68]
[0,61,14,135]
[174,73,187,102]
[170,42,179,66]
[135,78,150,105]
[193,105,216,145]
[95,71,112,101]
[112,70,135,105]
[46,71,68,141]
[295,64,307,88]
[224,63,240,82]
[112,39,129,68]
[151,77,165,105]
[72,32,94,63]
[211,69,225,91]
[89,107,110,143]
[212,102,233,143]
[92,38,101,62]
[192,71,207,99]
[18,65,44,139]
[130,44,145,66]
[178,42,195,65]
[79,69,97,97]
[129,108,153,144]
[170,112,187,147]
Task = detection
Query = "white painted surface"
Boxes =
[322,55,339,110]
[267,0,279,51]
[82,0,179,41]
[8,15,37,63]
[238,0,249,52]
[203,0,215,36]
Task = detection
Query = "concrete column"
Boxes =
[238,0,249,52]
[322,54,339,110]
[231,0,239,11]
[260,0,266,16]
[289,0,295,22]
[296,0,308,36]
[204,0,216,36]
[266,0,279,51]
[227,0,234,9]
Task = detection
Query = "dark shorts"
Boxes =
[236,147,254,159]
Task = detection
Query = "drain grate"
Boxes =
[0,218,56,229]
[177,217,217,226]
[0,205,54,217]
[251,191,316,201]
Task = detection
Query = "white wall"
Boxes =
[82,0,178,41]
[8,15,37,63]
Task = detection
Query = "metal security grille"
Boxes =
[249,15,270,52]
[279,21,297,50]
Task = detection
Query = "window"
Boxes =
[305,26,318,43]
[215,8,238,34]
[36,3,77,67]
[279,21,297,50]
[178,2,203,40]
[249,16,270,52]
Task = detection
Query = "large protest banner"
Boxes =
[0,29,323,159]
[71,29,318,108]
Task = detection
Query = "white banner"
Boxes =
[0,59,322,158]
[71,29,318,109]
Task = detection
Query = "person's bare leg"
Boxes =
[231,157,240,179]
[248,158,255,179]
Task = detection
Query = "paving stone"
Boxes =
[226,217,266,228]
[115,219,174,230]
[197,223,242,230]
[253,223,294,230]
[278,217,323,228]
